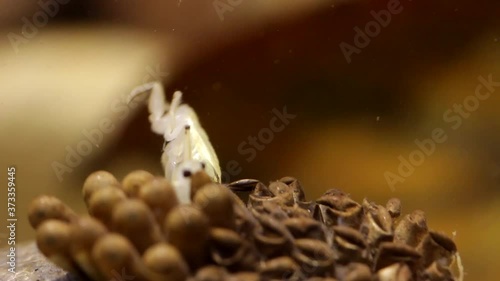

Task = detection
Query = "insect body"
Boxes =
[170,125,210,203]
[128,82,221,203]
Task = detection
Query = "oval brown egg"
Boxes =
[193,183,235,229]
[138,177,179,224]
[111,199,164,253]
[82,170,120,206]
[28,195,78,229]
[69,216,108,281]
[143,243,190,281]
[88,186,127,226]
[92,233,150,281]
[36,219,78,273]
[164,205,210,270]
[122,170,155,198]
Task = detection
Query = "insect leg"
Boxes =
[128,81,171,135]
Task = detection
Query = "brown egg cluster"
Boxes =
[28,171,462,281]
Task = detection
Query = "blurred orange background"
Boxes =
[0,0,499,280]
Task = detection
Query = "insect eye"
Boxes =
[201,162,206,169]
[183,170,192,177]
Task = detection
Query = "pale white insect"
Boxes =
[170,125,209,203]
[128,82,221,203]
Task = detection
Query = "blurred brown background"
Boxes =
[0,0,499,280]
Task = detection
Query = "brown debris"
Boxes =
[193,265,228,281]
[315,189,364,228]
[292,239,335,276]
[416,231,457,268]
[332,225,367,264]
[386,198,402,219]
[335,262,372,281]
[360,199,394,249]
[374,242,421,271]
[376,262,414,281]
[208,227,258,271]
[259,256,302,280]
[394,210,429,247]
[284,217,327,241]
[252,211,294,258]
[422,260,455,281]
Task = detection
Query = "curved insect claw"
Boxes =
[128,81,173,136]
[147,82,169,121]
[128,81,167,120]
[127,81,157,104]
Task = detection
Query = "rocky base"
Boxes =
[0,242,81,281]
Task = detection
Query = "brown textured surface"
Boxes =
[26,174,461,280]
